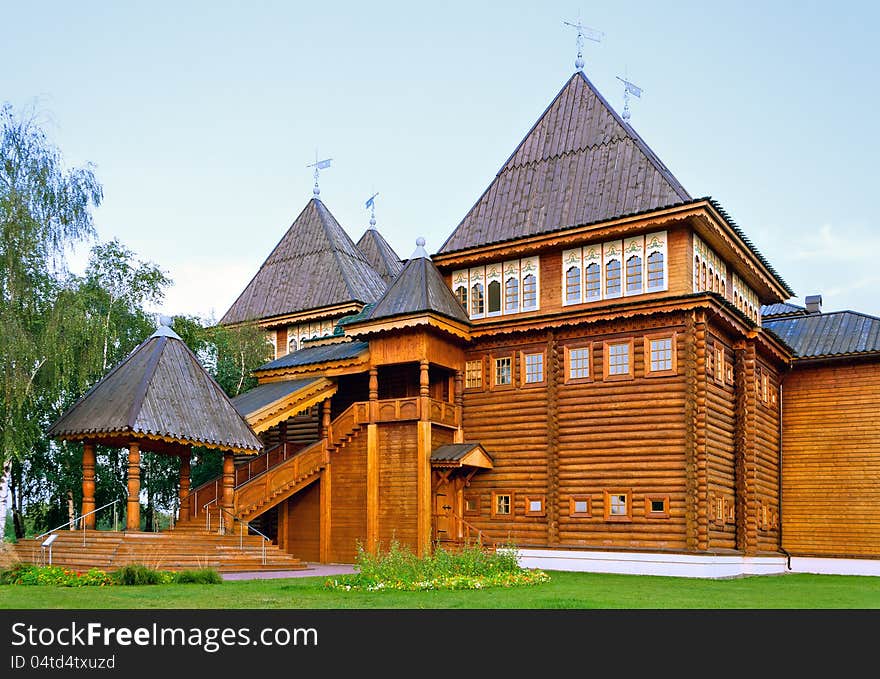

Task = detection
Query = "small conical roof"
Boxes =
[356,227,404,284]
[439,71,690,254]
[48,323,262,453]
[221,198,387,324]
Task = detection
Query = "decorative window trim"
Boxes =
[491,354,514,390]
[491,491,514,519]
[463,494,480,516]
[569,495,592,518]
[564,343,592,384]
[644,334,677,377]
[525,495,546,517]
[603,339,634,381]
[464,358,483,391]
[725,497,735,524]
[562,248,583,306]
[714,345,726,385]
[603,489,632,522]
[644,495,670,519]
[520,350,546,387]
[714,495,725,526]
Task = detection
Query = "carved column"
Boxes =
[321,399,331,441]
[126,442,141,531]
[368,367,379,422]
[178,448,191,523]
[367,367,379,552]
[454,370,464,444]
[221,451,235,534]
[81,442,96,529]
[417,359,432,556]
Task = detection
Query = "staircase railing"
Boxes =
[216,507,269,565]
[32,499,121,564]
[436,507,495,550]
[327,401,368,450]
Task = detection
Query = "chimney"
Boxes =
[805,294,822,314]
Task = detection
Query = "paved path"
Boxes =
[222,563,357,580]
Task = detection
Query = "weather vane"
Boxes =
[563,15,604,71]
[306,150,332,197]
[365,192,379,229]
[616,74,643,123]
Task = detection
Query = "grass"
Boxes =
[1,571,878,609]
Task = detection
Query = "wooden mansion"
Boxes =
[52,68,880,577]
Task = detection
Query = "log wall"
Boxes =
[328,429,367,563]
[284,479,320,562]
[377,423,418,552]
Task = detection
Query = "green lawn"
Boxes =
[2,571,879,608]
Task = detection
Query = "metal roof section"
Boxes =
[761,301,808,318]
[257,340,370,371]
[430,443,493,469]
[231,377,337,434]
[356,228,404,285]
[764,310,880,360]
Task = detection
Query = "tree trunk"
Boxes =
[0,458,11,542]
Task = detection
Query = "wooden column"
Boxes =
[454,370,464,444]
[221,451,235,534]
[417,360,432,556]
[81,442,96,529]
[178,449,191,523]
[319,467,332,563]
[694,313,709,551]
[366,367,379,552]
[734,340,759,554]
[321,399,331,441]
[126,442,141,531]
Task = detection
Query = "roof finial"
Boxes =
[563,14,604,72]
[307,149,332,197]
[158,314,173,327]
[411,237,428,259]
[616,73,643,123]
[365,192,379,229]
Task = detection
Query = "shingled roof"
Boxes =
[764,311,880,360]
[438,70,690,254]
[221,198,387,325]
[48,325,262,453]
[364,240,470,324]
[356,227,404,285]
[257,340,369,372]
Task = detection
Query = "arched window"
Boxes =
[288,337,298,354]
[522,274,537,309]
[605,259,621,297]
[720,280,726,298]
[565,266,581,304]
[626,255,642,294]
[701,262,708,290]
[455,285,467,310]
[647,251,664,290]
[585,263,601,300]
[505,277,519,312]
[471,283,484,316]
[488,280,501,314]
[714,273,721,293]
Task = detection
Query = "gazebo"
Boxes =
[47,318,263,532]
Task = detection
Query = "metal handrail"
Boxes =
[32,499,120,563]
[216,506,269,565]
[203,498,217,531]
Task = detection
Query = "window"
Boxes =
[761,373,770,403]
[645,336,675,376]
[491,492,512,518]
[714,346,725,385]
[585,262,601,300]
[505,277,519,312]
[566,345,591,382]
[626,255,642,294]
[570,495,592,517]
[465,360,482,389]
[605,259,621,297]
[522,274,537,309]
[487,280,501,314]
[604,340,633,380]
[715,496,724,526]
[647,251,664,290]
[523,352,544,384]
[288,337,298,354]
[645,496,670,518]
[455,285,467,310]
[604,490,631,522]
[525,496,546,517]
[565,266,581,304]
[494,357,512,386]
[464,495,479,515]
[471,283,484,316]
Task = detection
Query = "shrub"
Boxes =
[173,568,223,584]
[112,564,173,585]
[0,564,112,587]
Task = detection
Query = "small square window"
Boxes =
[567,345,591,381]
[604,490,631,522]
[604,340,633,380]
[645,495,669,519]
[525,495,546,517]
[491,492,513,518]
[465,360,482,389]
[645,335,675,376]
[570,495,592,517]
[523,352,544,384]
[464,494,479,515]
[494,357,512,386]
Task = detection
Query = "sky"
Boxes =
[2,1,879,319]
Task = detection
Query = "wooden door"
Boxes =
[433,490,453,541]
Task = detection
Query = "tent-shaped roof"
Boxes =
[221,198,387,325]
[356,227,404,285]
[438,70,691,254]
[364,240,470,325]
[48,324,263,453]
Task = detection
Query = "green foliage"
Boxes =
[111,564,174,586]
[327,540,550,592]
[0,564,112,587]
[173,568,223,585]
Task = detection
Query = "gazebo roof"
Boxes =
[47,323,263,454]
